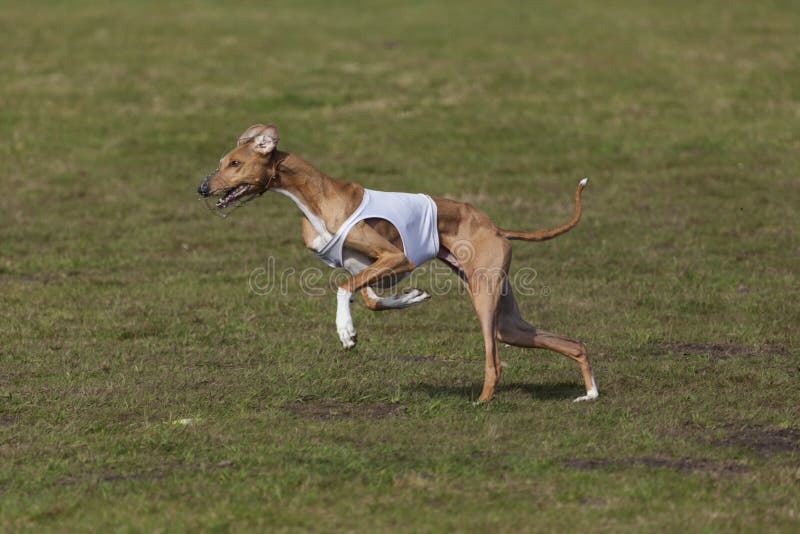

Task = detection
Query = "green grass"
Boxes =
[2,0,799,531]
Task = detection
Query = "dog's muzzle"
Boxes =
[197,170,216,197]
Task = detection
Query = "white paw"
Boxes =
[337,320,357,349]
[336,288,356,349]
[573,389,599,403]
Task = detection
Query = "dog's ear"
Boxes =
[252,124,279,155]
[237,124,268,146]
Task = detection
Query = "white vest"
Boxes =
[316,189,440,269]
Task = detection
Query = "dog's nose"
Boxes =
[197,182,210,197]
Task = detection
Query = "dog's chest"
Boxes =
[273,188,333,244]
[282,191,370,275]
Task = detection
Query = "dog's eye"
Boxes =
[229,160,241,168]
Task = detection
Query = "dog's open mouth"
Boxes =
[216,183,252,209]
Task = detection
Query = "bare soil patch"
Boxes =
[565,456,745,473]
[285,398,405,420]
[58,470,168,486]
[101,470,168,483]
[659,342,790,360]
[0,416,16,426]
[58,460,236,486]
[387,354,448,363]
[715,424,800,455]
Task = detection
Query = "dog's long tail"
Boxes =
[498,178,588,242]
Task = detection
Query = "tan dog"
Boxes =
[198,124,598,402]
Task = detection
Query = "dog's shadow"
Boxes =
[413,381,580,402]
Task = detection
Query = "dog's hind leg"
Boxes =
[463,240,511,402]
[473,288,503,402]
[361,286,430,311]
[342,249,430,311]
[496,282,598,402]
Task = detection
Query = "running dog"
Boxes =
[197,124,598,402]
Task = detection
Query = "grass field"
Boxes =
[2,0,799,531]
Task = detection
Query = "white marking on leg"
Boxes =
[336,287,356,349]
[573,371,598,402]
[579,177,588,187]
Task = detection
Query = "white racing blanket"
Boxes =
[316,189,440,269]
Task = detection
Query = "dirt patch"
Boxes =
[577,496,609,506]
[58,470,167,485]
[0,416,16,426]
[13,271,81,283]
[58,460,235,486]
[285,398,405,420]
[565,456,745,473]
[101,470,168,482]
[387,354,447,363]
[659,342,789,360]
[715,424,800,455]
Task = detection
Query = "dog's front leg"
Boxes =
[334,222,416,349]
[336,287,357,349]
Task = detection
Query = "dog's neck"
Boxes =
[269,151,364,238]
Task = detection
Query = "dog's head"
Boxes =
[197,124,280,210]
